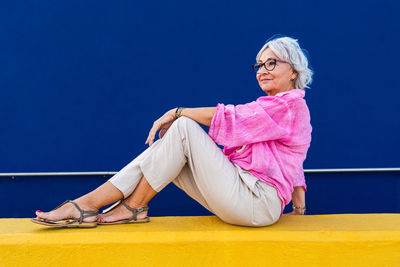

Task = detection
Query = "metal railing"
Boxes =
[304,168,400,173]
[0,168,399,178]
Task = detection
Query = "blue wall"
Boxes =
[1,0,399,217]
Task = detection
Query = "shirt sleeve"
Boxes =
[208,98,293,147]
[293,172,307,192]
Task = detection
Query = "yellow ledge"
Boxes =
[1,214,400,267]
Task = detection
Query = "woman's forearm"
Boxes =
[292,186,306,207]
[178,107,217,127]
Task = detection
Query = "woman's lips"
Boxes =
[261,79,271,82]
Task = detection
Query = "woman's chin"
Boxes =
[261,87,273,95]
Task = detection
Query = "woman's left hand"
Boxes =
[145,109,176,146]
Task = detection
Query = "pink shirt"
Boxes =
[208,89,312,217]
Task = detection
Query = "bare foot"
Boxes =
[97,202,148,223]
[35,201,98,222]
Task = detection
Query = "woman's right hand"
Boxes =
[285,209,305,215]
[145,109,176,146]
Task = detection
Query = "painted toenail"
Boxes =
[36,210,42,213]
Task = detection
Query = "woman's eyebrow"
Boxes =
[259,57,274,63]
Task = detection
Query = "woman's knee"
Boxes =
[171,117,202,136]
[173,116,197,129]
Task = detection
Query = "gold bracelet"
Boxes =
[292,205,306,210]
[175,107,184,119]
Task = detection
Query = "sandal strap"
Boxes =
[121,200,149,221]
[52,200,71,211]
[53,200,98,224]
[102,200,122,214]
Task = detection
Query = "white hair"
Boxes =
[256,36,313,90]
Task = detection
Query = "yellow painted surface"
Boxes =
[1,214,400,267]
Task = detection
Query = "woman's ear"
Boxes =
[291,69,298,81]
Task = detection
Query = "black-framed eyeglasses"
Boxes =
[252,58,289,73]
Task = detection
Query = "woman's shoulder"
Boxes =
[279,89,309,111]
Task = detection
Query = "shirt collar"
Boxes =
[275,89,305,97]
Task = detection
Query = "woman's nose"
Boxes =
[257,67,269,75]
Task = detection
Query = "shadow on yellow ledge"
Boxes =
[1,214,400,267]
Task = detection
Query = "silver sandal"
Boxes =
[30,200,98,228]
[98,199,150,225]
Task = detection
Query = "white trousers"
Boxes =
[109,117,282,227]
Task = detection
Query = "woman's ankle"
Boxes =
[74,198,99,211]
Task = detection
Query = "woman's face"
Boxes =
[256,48,297,96]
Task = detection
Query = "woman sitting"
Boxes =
[31,35,313,228]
